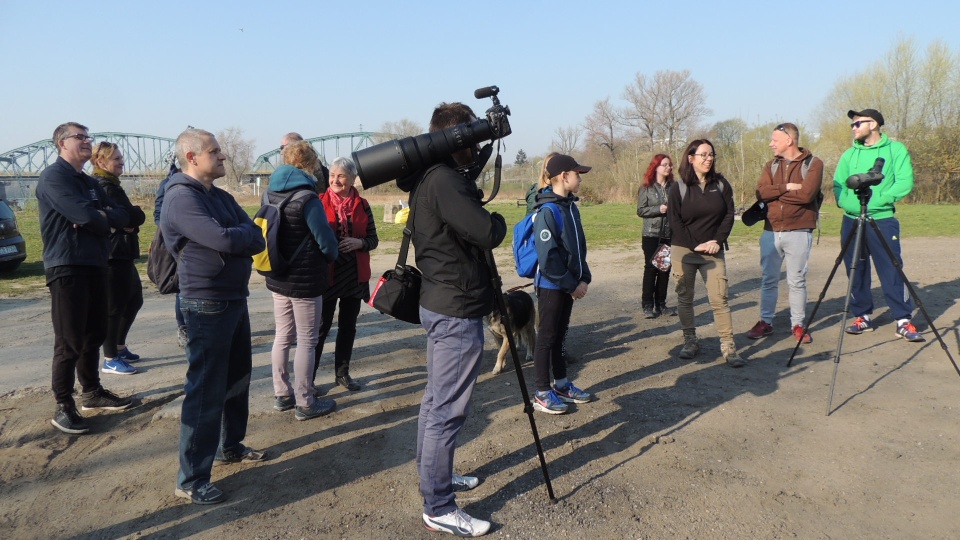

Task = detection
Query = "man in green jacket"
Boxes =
[834,108,923,342]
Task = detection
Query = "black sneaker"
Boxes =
[274,395,295,411]
[81,388,133,411]
[295,399,337,421]
[175,482,225,505]
[336,374,361,391]
[215,444,267,463]
[50,403,90,435]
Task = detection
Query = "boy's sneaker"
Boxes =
[422,508,491,537]
[175,482,225,505]
[896,321,925,342]
[294,399,337,421]
[553,382,595,404]
[533,389,568,415]
[845,316,873,335]
[215,444,267,463]
[51,403,90,435]
[746,320,773,339]
[117,348,140,362]
[452,473,479,491]
[102,357,137,375]
[274,395,295,412]
[792,325,813,344]
[81,388,133,411]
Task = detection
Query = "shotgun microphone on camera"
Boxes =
[474,86,500,99]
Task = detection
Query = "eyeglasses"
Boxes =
[692,152,716,160]
[63,134,94,143]
[659,163,673,168]
[850,120,873,128]
[775,124,789,133]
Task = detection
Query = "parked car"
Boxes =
[0,199,27,272]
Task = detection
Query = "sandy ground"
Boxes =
[2,236,960,539]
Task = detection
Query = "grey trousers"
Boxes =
[270,293,322,408]
[416,306,484,517]
[759,229,812,327]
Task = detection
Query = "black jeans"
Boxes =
[104,260,144,357]
[534,287,574,392]
[50,273,108,405]
[314,296,362,381]
[641,235,671,308]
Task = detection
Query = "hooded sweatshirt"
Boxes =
[833,133,914,220]
[159,172,264,300]
[756,148,823,231]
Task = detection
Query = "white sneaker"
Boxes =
[423,508,491,537]
[452,473,479,491]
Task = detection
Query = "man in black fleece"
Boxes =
[37,122,133,435]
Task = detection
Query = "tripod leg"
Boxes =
[827,216,869,415]
[484,251,556,500]
[865,218,960,376]
[787,224,860,367]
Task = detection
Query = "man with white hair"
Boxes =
[160,128,266,505]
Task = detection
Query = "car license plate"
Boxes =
[0,245,17,255]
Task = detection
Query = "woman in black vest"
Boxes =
[266,141,339,420]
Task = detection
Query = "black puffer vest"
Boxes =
[265,188,329,298]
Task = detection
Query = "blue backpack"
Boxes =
[513,203,562,278]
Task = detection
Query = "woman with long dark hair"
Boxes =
[667,139,744,367]
[91,142,146,375]
[637,153,675,318]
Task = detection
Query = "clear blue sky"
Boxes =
[2,0,957,163]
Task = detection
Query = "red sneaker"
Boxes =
[746,320,773,339]
[792,325,812,344]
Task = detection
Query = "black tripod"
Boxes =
[483,250,556,500]
[786,187,960,415]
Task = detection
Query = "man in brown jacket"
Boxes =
[745,123,823,343]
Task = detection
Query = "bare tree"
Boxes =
[217,127,255,186]
[551,125,583,154]
[378,119,424,142]
[621,69,712,152]
[585,97,621,161]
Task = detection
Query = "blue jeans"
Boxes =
[416,306,484,517]
[177,298,253,491]
[841,216,914,320]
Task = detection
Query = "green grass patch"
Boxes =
[3,201,957,296]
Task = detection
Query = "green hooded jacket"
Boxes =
[833,133,914,219]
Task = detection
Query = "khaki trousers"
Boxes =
[671,245,734,345]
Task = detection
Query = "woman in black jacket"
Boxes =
[91,142,146,375]
[636,153,675,318]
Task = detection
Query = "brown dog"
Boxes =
[485,290,537,374]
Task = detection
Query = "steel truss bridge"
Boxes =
[0,133,176,179]
[0,131,392,180]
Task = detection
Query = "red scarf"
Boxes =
[320,187,371,283]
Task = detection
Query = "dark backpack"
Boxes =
[513,202,562,279]
[147,227,179,294]
[252,190,315,277]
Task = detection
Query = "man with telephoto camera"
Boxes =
[412,102,507,537]
[834,108,923,342]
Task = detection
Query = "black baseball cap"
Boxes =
[546,154,591,177]
[847,108,884,127]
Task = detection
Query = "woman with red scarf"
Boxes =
[314,157,379,391]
